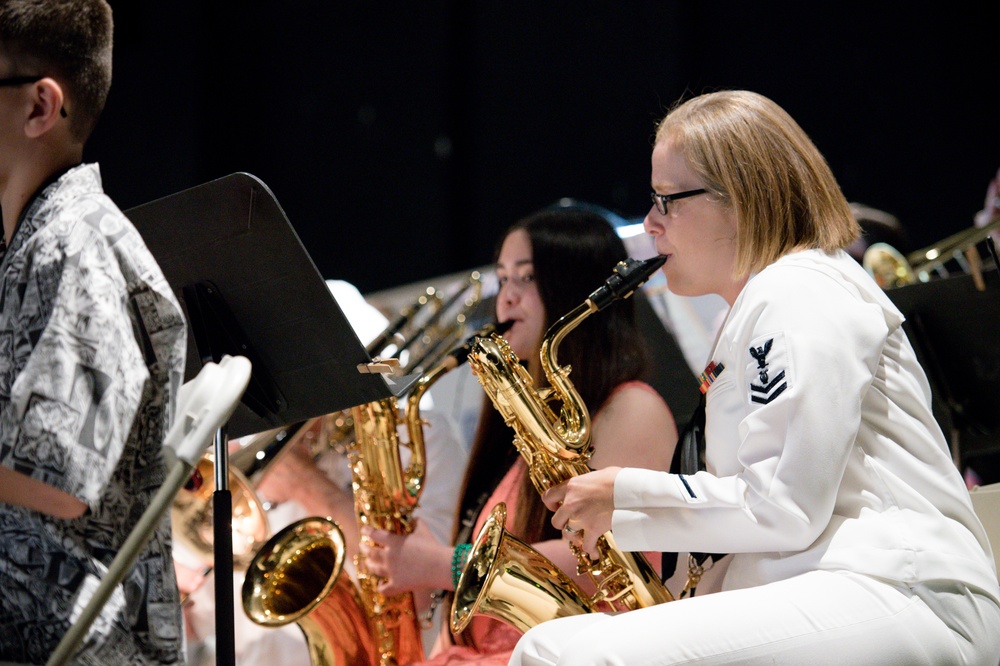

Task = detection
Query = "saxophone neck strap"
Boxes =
[661,391,727,592]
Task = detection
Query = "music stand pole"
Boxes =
[213,425,236,666]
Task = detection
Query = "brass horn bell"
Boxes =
[451,502,597,635]
[863,216,1000,289]
[242,516,379,666]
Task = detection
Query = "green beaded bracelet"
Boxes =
[451,543,472,589]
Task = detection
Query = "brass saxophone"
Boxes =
[453,256,672,631]
[242,320,508,666]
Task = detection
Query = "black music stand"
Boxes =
[886,266,1000,479]
[126,173,412,666]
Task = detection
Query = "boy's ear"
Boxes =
[24,77,67,139]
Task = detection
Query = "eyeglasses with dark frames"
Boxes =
[650,188,707,216]
[0,75,68,117]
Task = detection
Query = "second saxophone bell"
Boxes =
[452,503,596,635]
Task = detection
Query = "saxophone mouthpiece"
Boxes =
[448,320,514,367]
[493,319,515,335]
[588,255,667,311]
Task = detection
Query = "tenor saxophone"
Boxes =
[461,255,672,617]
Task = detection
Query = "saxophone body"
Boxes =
[464,256,673,615]
[343,371,436,666]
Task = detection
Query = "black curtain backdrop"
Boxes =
[93,2,1000,294]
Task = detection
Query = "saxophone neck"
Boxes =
[538,255,665,363]
[540,301,596,370]
[404,361,447,459]
[402,317,512,507]
[530,302,593,457]
[537,255,667,442]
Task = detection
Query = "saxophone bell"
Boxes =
[451,503,596,635]
[241,517,379,666]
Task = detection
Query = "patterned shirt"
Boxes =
[0,164,187,664]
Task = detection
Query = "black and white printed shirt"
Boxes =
[0,163,187,664]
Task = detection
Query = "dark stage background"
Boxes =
[92,2,1000,295]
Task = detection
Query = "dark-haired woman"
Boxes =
[360,208,678,664]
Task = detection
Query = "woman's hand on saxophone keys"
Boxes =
[544,466,621,560]
[360,519,454,595]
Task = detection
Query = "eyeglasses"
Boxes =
[0,75,68,117]
[650,188,707,216]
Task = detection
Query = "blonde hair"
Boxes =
[655,90,859,277]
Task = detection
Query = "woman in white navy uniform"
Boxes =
[510,90,1000,666]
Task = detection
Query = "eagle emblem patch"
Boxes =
[746,334,789,405]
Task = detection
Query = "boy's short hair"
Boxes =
[0,0,113,142]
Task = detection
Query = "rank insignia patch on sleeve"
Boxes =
[747,334,789,405]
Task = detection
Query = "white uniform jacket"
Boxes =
[612,249,1000,601]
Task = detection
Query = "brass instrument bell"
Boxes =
[863,216,999,289]
[452,503,596,635]
[171,454,271,569]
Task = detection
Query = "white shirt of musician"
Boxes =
[612,248,999,602]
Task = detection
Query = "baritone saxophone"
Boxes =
[453,255,671,632]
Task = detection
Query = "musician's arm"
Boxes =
[0,465,88,518]
[255,440,360,549]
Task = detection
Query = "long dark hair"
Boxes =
[454,209,649,545]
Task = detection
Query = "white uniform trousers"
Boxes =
[510,570,1000,666]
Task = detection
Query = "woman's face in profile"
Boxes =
[644,138,741,305]
[495,229,546,360]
